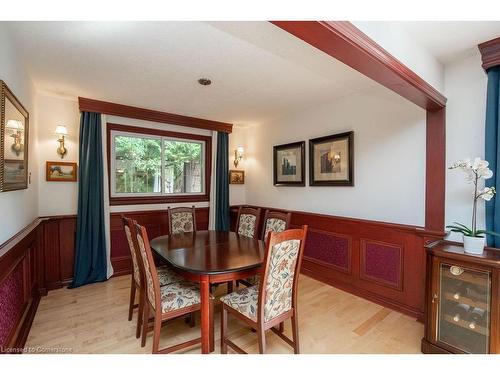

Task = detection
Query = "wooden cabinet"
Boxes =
[422,242,500,354]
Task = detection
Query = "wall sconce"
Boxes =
[55,125,68,159]
[234,146,244,167]
[6,119,24,156]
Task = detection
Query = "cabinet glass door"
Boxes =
[437,262,491,353]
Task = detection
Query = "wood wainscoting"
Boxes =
[37,208,210,285]
[109,208,209,276]
[0,220,43,352]
[231,205,428,320]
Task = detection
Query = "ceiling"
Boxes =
[5,21,378,125]
[6,21,500,126]
[391,21,500,64]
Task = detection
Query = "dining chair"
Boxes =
[122,217,186,339]
[168,206,197,234]
[238,210,292,289]
[220,226,308,354]
[235,206,261,239]
[135,222,213,353]
[261,210,292,242]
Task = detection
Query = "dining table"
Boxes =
[149,230,266,354]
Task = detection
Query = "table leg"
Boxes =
[200,275,211,354]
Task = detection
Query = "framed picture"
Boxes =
[273,141,305,186]
[1,80,29,192]
[46,161,78,182]
[309,131,354,186]
[229,169,245,184]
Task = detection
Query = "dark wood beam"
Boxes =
[270,21,446,110]
[478,36,500,71]
[270,21,447,233]
[78,97,233,133]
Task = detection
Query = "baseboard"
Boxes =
[421,338,449,354]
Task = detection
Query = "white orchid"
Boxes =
[447,157,499,239]
[478,187,496,201]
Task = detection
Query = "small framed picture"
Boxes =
[273,141,305,186]
[229,169,245,184]
[46,161,78,182]
[309,131,354,186]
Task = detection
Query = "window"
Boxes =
[108,123,211,205]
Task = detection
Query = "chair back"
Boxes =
[135,223,161,311]
[262,210,292,242]
[235,206,261,239]
[168,206,197,234]
[122,216,142,287]
[258,226,308,323]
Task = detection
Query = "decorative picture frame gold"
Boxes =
[0,80,30,192]
[229,169,245,184]
[46,161,78,182]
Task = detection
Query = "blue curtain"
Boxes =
[485,66,500,247]
[70,112,108,288]
[215,132,230,231]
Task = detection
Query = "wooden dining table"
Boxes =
[149,230,265,354]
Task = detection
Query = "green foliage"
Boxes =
[114,135,201,194]
[445,222,500,238]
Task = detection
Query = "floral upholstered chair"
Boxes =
[220,226,308,354]
[240,210,292,287]
[135,222,213,354]
[122,217,184,339]
[262,210,292,241]
[235,206,262,239]
[168,206,196,234]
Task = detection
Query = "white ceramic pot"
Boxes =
[463,235,486,255]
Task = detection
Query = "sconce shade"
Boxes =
[6,119,23,130]
[55,125,68,136]
[236,146,244,155]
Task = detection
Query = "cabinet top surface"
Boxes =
[427,242,500,268]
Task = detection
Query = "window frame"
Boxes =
[107,122,211,205]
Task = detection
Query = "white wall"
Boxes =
[353,22,445,93]
[37,92,80,216]
[0,24,38,244]
[245,89,427,226]
[444,51,488,241]
[229,125,248,206]
[34,94,217,216]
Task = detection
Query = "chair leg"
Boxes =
[152,314,162,354]
[136,287,144,339]
[141,303,150,348]
[291,312,300,354]
[257,327,266,354]
[189,312,196,327]
[221,307,228,354]
[209,298,215,352]
[128,278,136,321]
[279,322,284,333]
[227,281,233,294]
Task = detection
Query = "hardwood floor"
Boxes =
[26,275,423,354]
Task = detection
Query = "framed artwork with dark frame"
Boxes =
[0,80,30,192]
[309,131,354,186]
[273,141,305,186]
[46,161,78,182]
[229,169,245,184]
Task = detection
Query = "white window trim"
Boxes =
[110,129,206,198]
